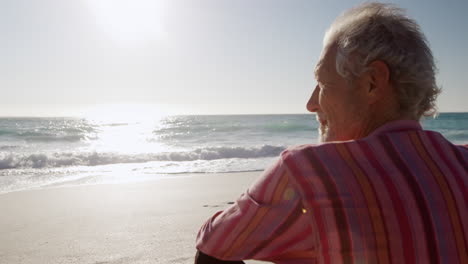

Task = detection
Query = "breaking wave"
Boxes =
[0,145,285,169]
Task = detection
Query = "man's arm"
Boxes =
[195,250,245,264]
[195,156,312,262]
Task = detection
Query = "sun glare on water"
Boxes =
[80,104,171,154]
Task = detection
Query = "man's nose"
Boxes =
[306,85,320,112]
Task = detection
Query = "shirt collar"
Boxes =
[369,120,422,137]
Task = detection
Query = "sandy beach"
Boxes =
[0,172,268,264]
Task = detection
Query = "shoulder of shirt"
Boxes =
[279,131,467,162]
[280,140,354,160]
[455,143,468,154]
[459,144,468,149]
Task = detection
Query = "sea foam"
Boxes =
[0,145,285,169]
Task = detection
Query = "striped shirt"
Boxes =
[196,120,468,263]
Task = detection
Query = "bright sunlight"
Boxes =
[84,0,167,45]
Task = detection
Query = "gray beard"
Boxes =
[318,125,328,143]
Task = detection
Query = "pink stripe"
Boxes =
[304,146,354,263]
[246,199,303,258]
[383,134,437,263]
[283,149,331,264]
[423,135,468,214]
[206,193,263,255]
[369,137,420,263]
[257,161,285,202]
[427,132,468,210]
[321,144,372,263]
[359,140,409,262]
[426,133,468,246]
[418,132,468,263]
[347,143,395,263]
[270,222,314,258]
[395,133,454,255]
[432,134,468,187]
[205,161,290,257]
[349,141,404,263]
[420,133,468,263]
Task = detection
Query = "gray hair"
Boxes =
[324,2,441,119]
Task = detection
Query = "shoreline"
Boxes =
[0,172,267,264]
[0,169,266,196]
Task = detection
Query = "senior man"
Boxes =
[195,2,467,264]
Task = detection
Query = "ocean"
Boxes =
[0,113,466,194]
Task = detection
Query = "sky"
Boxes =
[0,0,467,117]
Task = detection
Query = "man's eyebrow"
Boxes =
[314,64,321,80]
[314,57,326,77]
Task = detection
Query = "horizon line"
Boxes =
[0,111,467,118]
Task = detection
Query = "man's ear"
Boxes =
[367,60,391,104]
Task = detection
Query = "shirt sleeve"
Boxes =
[196,156,317,262]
